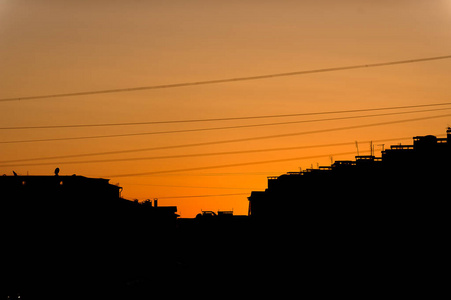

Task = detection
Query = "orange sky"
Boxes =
[1,0,451,217]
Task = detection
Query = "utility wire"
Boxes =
[106,151,364,178]
[106,112,451,177]
[1,55,451,102]
[0,142,356,167]
[122,183,255,190]
[155,193,249,199]
[1,107,450,144]
[0,142,357,167]
[0,135,428,168]
[1,113,449,165]
[2,101,451,129]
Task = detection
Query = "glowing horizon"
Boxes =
[1,0,451,217]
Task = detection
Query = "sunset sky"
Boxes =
[1,0,451,217]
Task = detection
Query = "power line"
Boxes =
[1,112,449,165]
[1,55,451,102]
[2,101,451,129]
[122,183,255,190]
[96,131,450,178]
[0,135,428,168]
[104,112,451,177]
[2,107,450,144]
[154,193,249,199]
[105,151,365,178]
[160,172,289,177]
[0,142,355,167]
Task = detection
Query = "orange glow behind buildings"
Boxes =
[1,1,451,217]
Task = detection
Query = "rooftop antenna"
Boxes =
[370,141,373,156]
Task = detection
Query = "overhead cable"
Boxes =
[1,101,451,129]
[0,135,428,167]
[1,107,450,144]
[105,151,364,177]
[155,193,249,199]
[105,111,451,177]
[0,112,449,164]
[1,55,450,102]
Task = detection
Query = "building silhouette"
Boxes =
[248,128,451,220]
[3,129,450,297]
[245,129,451,292]
[1,173,178,298]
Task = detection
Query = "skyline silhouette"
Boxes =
[2,119,451,217]
[2,1,451,217]
[249,128,451,216]
[2,1,451,297]
[2,128,450,297]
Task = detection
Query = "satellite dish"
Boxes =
[54,167,60,176]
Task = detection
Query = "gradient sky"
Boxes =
[1,0,451,217]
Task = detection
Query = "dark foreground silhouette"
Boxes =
[2,130,451,298]
[246,130,451,295]
[1,175,178,298]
